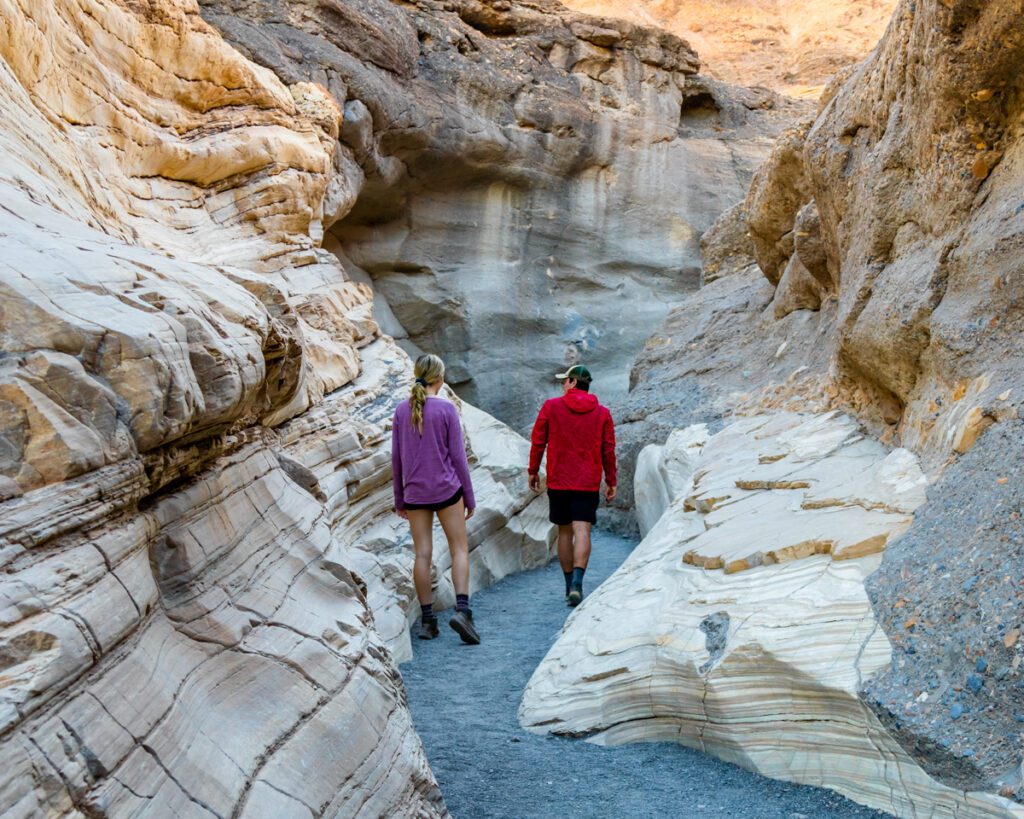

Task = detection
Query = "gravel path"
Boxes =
[401,529,890,818]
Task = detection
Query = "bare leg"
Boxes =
[407,509,435,605]
[436,500,470,597]
[571,520,592,569]
[556,524,574,574]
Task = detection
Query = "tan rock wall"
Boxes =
[558,0,896,96]
[0,0,554,814]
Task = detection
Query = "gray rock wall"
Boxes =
[200,0,803,432]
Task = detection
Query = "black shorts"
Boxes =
[404,487,464,512]
[547,489,600,525]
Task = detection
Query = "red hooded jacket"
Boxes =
[528,389,617,491]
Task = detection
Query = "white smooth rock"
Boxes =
[520,412,1021,818]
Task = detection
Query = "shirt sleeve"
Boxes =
[448,407,476,510]
[601,409,617,487]
[391,412,405,510]
[528,402,549,475]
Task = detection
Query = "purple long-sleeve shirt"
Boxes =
[391,397,476,510]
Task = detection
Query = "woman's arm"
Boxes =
[391,413,405,511]
[447,408,476,510]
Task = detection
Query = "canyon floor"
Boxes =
[401,529,888,818]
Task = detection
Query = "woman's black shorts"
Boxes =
[547,489,600,525]
[403,487,464,512]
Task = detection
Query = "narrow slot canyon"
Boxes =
[2,1,1023,818]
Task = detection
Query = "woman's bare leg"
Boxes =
[436,500,470,597]
[407,509,435,605]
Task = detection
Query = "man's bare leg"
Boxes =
[557,524,574,598]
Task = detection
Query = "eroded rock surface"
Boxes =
[520,413,1021,817]
[862,420,1024,799]
[0,1,552,815]
[199,0,804,432]
[559,0,896,96]
[620,1,1024,797]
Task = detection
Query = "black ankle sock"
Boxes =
[421,603,434,621]
[563,571,573,594]
[571,566,586,589]
[456,594,470,612]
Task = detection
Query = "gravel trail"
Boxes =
[401,528,889,818]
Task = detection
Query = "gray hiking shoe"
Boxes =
[417,617,439,640]
[449,609,481,645]
[567,584,583,607]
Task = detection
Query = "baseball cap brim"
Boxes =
[555,366,591,380]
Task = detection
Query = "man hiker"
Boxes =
[527,364,617,606]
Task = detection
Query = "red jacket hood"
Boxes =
[561,389,598,413]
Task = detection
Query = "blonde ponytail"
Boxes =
[410,354,445,434]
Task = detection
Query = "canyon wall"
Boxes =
[199,0,803,433]
[559,0,896,96]
[612,0,1024,806]
[0,0,550,814]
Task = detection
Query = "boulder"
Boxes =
[520,412,1019,817]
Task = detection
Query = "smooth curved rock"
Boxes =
[634,423,708,536]
[0,1,554,814]
[520,413,1021,818]
[200,0,805,432]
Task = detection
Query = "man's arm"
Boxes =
[602,409,617,501]
[527,402,549,491]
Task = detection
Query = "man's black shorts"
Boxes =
[547,488,600,525]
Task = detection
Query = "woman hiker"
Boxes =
[391,353,481,645]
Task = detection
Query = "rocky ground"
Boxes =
[401,529,889,818]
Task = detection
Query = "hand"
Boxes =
[465,506,475,520]
[396,507,409,520]
[528,472,540,492]
[604,484,617,503]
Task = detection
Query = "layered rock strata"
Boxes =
[520,413,1021,817]
[619,0,1024,795]
[199,0,804,432]
[0,0,550,814]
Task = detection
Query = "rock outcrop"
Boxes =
[559,0,896,96]
[520,413,1022,817]
[0,1,551,814]
[618,0,1024,806]
[199,0,803,433]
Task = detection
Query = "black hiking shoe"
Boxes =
[449,609,481,645]
[417,617,439,640]
[567,584,583,607]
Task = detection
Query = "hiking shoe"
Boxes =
[417,617,439,640]
[449,609,481,645]
[567,584,583,607]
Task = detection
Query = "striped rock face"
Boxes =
[0,2,552,815]
[519,412,1022,818]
